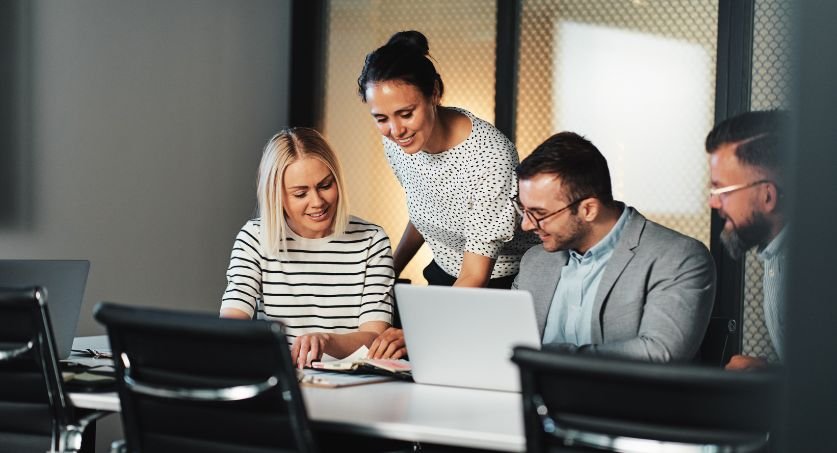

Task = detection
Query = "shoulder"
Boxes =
[238,218,261,238]
[451,107,516,153]
[520,243,564,268]
[629,210,711,261]
[345,215,388,238]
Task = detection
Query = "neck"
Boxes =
[764,215,786,247]
[422,107,449,154]
[575,203,623,254]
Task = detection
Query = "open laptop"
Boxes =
[0,259,90,359]
[395,284,541,392]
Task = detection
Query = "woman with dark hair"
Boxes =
[358,31,533,358]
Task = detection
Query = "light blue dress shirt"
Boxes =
[542,207,630,346]
[758,227,787,360]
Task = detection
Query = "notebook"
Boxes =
[0,259,90,359]
[395,284,541,392]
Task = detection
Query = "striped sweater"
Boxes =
[221,216,395,340]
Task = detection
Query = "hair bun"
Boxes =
[385,30,430,55]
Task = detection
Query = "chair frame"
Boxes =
[95,302,317,453]
[513,346,780,453]
[0,286,108,453]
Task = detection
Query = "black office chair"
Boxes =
[0,286,105,453]
[512,346,782,453]
[94,302,317,453]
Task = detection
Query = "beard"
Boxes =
[720,211,771,259]
[542,214,588,253]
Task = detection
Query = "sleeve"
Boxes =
[382,137,405,187]
[464,128,519,258]
[358,226,395,326]
[220,222,264,318]
[546,238,717,363]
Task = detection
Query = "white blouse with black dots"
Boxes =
[383,107,535,279]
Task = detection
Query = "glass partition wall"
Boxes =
[320,0,719,285]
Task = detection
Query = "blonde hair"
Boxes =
[257,127,350,257]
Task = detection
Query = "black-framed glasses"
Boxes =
[511,196,585,230]
[708,179,773,199]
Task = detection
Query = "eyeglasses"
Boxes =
[511,196,584,230]
[708,179,773,198]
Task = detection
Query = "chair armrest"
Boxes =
[124,371,280,402]
[60,410,114,453]
[110,439,126,453]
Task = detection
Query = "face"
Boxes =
[365,80,438,154]
[518,173,589,253]
[708,143,771,257]
[282,157,339,239]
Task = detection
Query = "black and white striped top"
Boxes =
[221,216,395,341]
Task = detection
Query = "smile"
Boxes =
[395,134,415,146]
[306,208,329,220]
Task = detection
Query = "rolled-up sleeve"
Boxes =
[220,221,263,318]
[359,227,395,325]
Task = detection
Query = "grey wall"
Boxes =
[0,1,292,449]
[1,0,292,338]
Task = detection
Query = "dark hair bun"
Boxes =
[358,30,442,102]
[385,30,430,55]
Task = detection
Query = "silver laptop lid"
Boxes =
[0,260,90,359]
[396,284,540,392]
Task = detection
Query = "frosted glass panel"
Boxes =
[555,22,711,216]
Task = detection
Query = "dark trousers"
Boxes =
[422,260,516,289]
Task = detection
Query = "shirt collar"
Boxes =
[569,204,629,261]
[758,226,788,261]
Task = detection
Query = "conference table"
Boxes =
[68,337,527,452]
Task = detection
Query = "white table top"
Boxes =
[68,336,526,452]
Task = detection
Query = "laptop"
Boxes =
[395,284,541,392]
[0,259,90,359]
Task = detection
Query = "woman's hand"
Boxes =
[291,333,332,369]
[367,327,407,359]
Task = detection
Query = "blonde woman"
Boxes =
[221,127,394,368]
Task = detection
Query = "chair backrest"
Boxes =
[94,302,317,453]
[512,346,782,453]
[0,286,73,453]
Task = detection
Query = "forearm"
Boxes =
[219,307,252,320]
[453,252,495,288]
[558,338,674,363]
[393,222,425,276]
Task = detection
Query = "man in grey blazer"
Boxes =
[512,132,715,362]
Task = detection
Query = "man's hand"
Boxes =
[725,354,768,371]
[367,327,407,359]
[291,333,331,369]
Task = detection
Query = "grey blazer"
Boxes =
[512,207,715,362]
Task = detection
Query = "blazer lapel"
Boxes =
[589,208,645,343]
[536,251,568,338]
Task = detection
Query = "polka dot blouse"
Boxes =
[383,107,536,279]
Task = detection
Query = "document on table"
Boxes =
[298,346,410,387]
[298,369,393,388]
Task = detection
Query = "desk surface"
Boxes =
[68,337,525,452]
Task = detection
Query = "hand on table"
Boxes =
[367,327,407,359]
[725,354,768,371]
[291,333,331,369]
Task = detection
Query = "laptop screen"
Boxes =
[0,259,90,359]
[395,284,541,392]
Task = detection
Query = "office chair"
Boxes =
[0,286,106,453]
[94,302,317,453]
[512,346,782,453]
